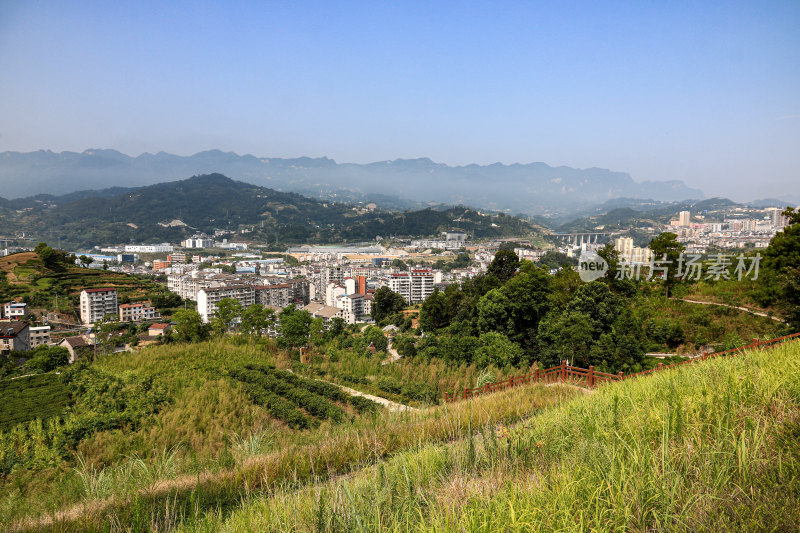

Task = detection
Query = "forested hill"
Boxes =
[1,174,541,248]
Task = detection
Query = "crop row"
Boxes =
[243,364,380,414]
[0,375,71,431]
[230,367,346,425]
[237,381,310,429]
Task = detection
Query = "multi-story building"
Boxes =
[124,244,174,253]
[409,269,435,303]
[2,302,28,319]
[386,269,435,304]
[183,237,215,249]
[196,285,255,323]
[679,211,691,227]
[28,325,51,348]
[118,301,160,322]
[167,253,187,263]
[0,321,30,355]
[339,294,365,324]
[254,283,293,308]
[79,288,118,324]
[153,260,171,271]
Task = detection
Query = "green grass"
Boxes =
[0,374,70,431]
[0,338,576,530]
[185,340,800,532]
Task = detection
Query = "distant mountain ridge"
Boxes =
[0,149,704,215]
[0,173,542,249]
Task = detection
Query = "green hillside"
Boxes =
[1,174,542,248]
[4,336,798,531]
[190,340,800,532]
[0,250,174,314]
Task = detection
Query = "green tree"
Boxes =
[419,288,448,331]
[537,310,595,368]
[363,326,388,352]
[371,287,406,322]
[78,255,93,268]
[240,304,276,337]
[278,305,313,347]
[391,259,408,270]
[24,345,70,373]
[487,249,519,282]
[538,250,577,269]
[648,232,685,297]
[172,309,211,343]
[211,297,243,335]
[475,332,524,369]
[763,207,800,271]
[476,288,513,336]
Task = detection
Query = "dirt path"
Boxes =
[672,297,786,323]
[336,383,416,412]
[382,340,402,364]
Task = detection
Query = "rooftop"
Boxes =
[0,321,29,337]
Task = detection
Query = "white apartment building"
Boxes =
[2,302,28,319]
[29,325,51,348]
[614,237,652,265]
[679,211,691,227]
[124,244,174,253]
[196,285,255,323]
[386,269,435,304]
[79,288,118,324]
[118,302,160,322]
[184,237,215,249]
[338,294,365,324]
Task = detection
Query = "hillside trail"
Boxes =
[383,340,402,364]
[671,297,786,323]
[336,383,416,412]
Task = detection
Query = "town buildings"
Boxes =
[2,302,28,319]
[119,302,160,322]
[196,285,255,323]
[28,325,51,348]
[79,288,118,324]
[0,322,30,355]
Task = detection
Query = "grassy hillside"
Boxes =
[189,339,800,532]
[1,338,574,530]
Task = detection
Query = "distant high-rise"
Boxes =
[679,211,691,227]
[766,207,788,228]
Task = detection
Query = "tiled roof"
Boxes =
[0,321,29,337]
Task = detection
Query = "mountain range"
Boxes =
[0,149,706,216]
[0,174,542,249]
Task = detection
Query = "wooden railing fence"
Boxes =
[444,331,800,403]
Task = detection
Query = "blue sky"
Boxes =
[0,1,798,201]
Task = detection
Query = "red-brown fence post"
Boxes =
[588,366,595,388]
[618,371,624,380]
[534,367,539,383]
[445,392,449,402]
[463,387,467,400]
[657,362,664,372]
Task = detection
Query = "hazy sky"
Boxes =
[1,1,798,201]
